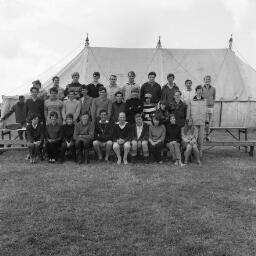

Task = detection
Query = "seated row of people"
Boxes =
[26,110,200,166]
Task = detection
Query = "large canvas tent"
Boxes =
[2,37,256,127]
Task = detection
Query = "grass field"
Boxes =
[1,146,256,255]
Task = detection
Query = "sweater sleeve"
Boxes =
[160,125,166,142]
[1,104,15,120]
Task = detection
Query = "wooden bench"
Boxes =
[204,140,256,156]
[0,140,28,152]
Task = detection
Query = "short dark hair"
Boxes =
[167,73,175,79]
[115,91,123,97]
[185,79,192,84]
[52,76,59,82]
[81,112,90,117]
[30,114,40,121]
[19,95,25,100]
[99,87,107,93]
[134,113,142,119]
[195,85,203,91]
[81,84,88,90]
[33,80,41,86]
[148,72,156,77]
[128,71,135,77]
[49,111,58,119]
[72,72,80,78]
[66,113,74,119]
[30,86,39,92]
[110,74,117,79]
[99,109,107,115]
[49,87,58,94]
[93,72,100,77]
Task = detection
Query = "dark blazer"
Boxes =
[169,100,187,127]
[94,121,113,142]
[131,123,149,141]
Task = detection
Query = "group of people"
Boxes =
[0,71,216,166]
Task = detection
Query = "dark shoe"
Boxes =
[144,156,149,164]
[131,156,136,164]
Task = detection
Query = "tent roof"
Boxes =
[42,46,256,100]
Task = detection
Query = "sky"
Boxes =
[0,0,256,97]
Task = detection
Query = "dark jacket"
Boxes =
[45,123,62,142]
[125,98,143,124]
[2,102,26,124]
[169,100,187,127]
[131,123,149,141]
[87,83,104,98]
[161,84,179,105]
[155,108,170,126]
[111,102,126,123]
[140,82,161,104]
[165,123,181,143]
[112,122,131,142]
[94,120,113,142]
[61,124,75,142]
[25,98,44,122]
[26,123,44,143]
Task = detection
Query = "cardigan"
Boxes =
[94,120,113,142]
[131,123,149,141]
[149,124,166,142]
[26,123,44,143]
[112,122,131,142]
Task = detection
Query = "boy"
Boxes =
[155,101,170,126]
[125,87,143,124]
[74,113,94,164]
[122,71,140,101]
[80,84,93,118]
[60,113,76,163]
[161,73,179,106]
[87,72,104,98]
[93,109,113,161]
[62,91,81,123]
[45,111,62,163]
[142,93,156,125]
[64,72,82,99]
[111,91,126,123]
[106,75,122,102]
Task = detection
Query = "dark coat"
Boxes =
[169,100,187,127]
[131,123,149,141]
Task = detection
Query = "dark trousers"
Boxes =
[75,139,91,163]
[28,142,42,158]
[60,141,76,162]
[45,141,60,159]
[149,141,164,162]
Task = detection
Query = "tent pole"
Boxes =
[219,101,223,127]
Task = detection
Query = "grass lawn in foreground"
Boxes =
[0,147,256,256]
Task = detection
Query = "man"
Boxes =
[49,76,65,100]
[111,91,126,123]
[60,113,76,163]
[91,87,112,124]
[25,86,44,123]
[125,87,143,124]
[181,79,193,106]
[140,72,161,104]
[0,95,26,139]
[64,72,82,99]
[32,80,48,101]
[80,84,93,118]
[74,113,94,164]
[112,112,131,165]
[87,72,104,98]
[62,91,81,123]
[202,75,216,140]
[106,75,122,102]
[189,85,207,157]
[93,109,113,161]
[122,71,140,101]
[26,114,44,164]
[44,87,63,124]
[170,91,187,128]
[161,73,179,107]
[131,113,149,163]
[45,111,62,163]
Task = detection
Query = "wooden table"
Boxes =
[209,127,248,141]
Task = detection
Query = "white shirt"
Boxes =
[182,89,193,105]
[136,124,143,139]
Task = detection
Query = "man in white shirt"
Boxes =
[106,75,122,102]
[122,71,140,101]
[182,79,193,106]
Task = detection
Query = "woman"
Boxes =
[149,116,166,163]
[26,114,44,164]
[181,118,201,165]
[165,114,184,167]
